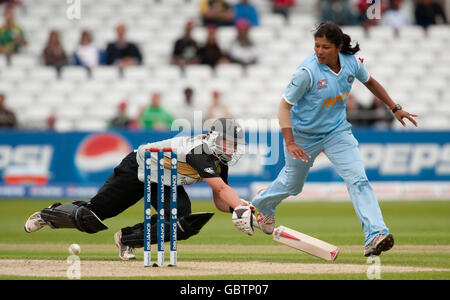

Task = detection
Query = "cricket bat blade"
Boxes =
[273,226,339,261]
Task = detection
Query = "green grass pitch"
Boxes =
[0,199,449,280]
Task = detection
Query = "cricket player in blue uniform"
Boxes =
[252,22,418,257]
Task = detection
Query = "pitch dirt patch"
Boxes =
[0,259,448,278]
[1,244,449,278]
[1,243,450,254]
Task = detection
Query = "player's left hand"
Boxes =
[395,110,418,127]
[232,205,255,236]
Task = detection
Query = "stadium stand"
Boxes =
[0,0,449,130]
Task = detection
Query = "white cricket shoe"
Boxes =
[256,212,275,235]
[114,231,136,261]
[24,212,47,233]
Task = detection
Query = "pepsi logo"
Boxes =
[75,133,132,182]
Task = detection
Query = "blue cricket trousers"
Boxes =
[252,128,389,245]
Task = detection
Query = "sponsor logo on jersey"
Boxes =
[203,167,215,174]
[316,79,328,90]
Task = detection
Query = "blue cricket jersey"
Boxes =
[283,52,370,134]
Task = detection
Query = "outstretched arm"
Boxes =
[204,177,242,212]
[363,76,418,127]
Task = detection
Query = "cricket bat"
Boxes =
[273,226,339,261]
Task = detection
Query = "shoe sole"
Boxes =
[364,234,395,257]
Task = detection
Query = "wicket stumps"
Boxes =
[144,148,178,267]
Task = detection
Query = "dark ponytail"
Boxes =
[314,21,360,55]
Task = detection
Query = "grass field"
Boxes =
[1,199,449,280]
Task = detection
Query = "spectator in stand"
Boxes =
[347,95,394,128]
[171,19,201,68]
[42,30,68,74]
[319,0,358,26]
[74,30,104,70]
[105,23,142,67]
[139,92,174,131]
[174,87,201,131]
[382,0,410,35]
[206,90,233,120]
[198,26,229,68]
[109,100,132,129]
[271,0,296,21]
[0,0,21,6]
[228,19,258,66]
[415,0,447,29]
[0,93,17,128]
[0,6,26,57]
[200,0,234,27]
[233,0,260,26]
[46,113,56,131]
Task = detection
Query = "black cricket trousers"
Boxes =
[87,151,192,221]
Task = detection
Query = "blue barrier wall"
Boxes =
[0,129,449,198]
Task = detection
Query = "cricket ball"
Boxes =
[69,243,81,256]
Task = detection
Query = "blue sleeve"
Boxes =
[282,68,312,106]
[356,57,370,83]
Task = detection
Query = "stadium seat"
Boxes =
[245,65,273,81]
[430,65,450,79]
[37,93,69,110]
[127,29,152,45]
[419,78,447,92]
[67,92,97,108]
[10,55,38,68]
[184,65,213,81]
[266,40,295,56]
[191,27,208,43]
[60,67,89,82]
[215,64,244,81]
[420,115,450,129]
[0,55,6,69]
[204,79,232,95]
[2,68,27,82]
[249,27,274,45]
[216,27,236,50]
[414,90,440,105]
[409,53,434,67]
[261,14,286,30]
[341,26,366,44]
[74,119,107,131]
[368,26,395,42]
[288,15,316,30]
[2,0,448,131]
[399,26,426,41]
[56,106,85,121]
[123,67,152,81]
[29,67,58,82]
[6,93,35,110]
[153,66,183,81]
[428,25,450,42]
[54,119,75,132]
[23,107,52,126]
[278,27,304,43]
[86,103,117,121]
[21,82,45,95]
[90,67,121,82]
